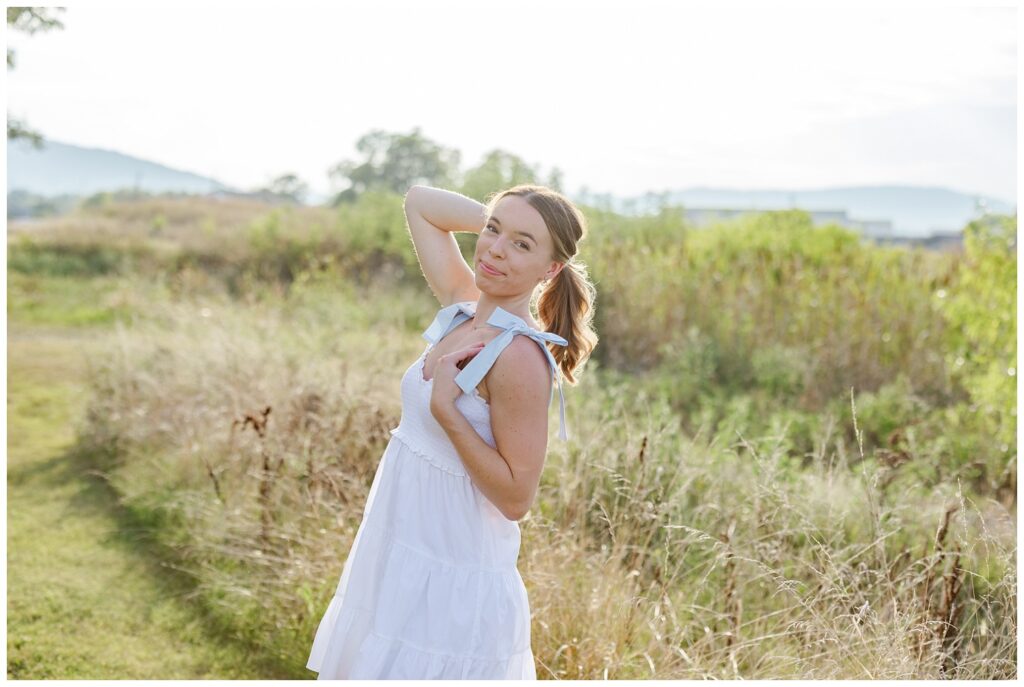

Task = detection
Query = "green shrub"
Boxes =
[936,213,1016,492]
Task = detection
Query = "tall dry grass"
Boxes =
[22,193,1000,500]
[77,277,1015,678]
[15,192,1012,677]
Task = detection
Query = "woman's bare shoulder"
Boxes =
[492,335,551,386]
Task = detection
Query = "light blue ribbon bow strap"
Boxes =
[422,300,477,345]
[453,305,571,441]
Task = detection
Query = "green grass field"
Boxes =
[7,194,1016,679]
[6,321,295,678]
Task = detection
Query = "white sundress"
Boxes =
[305,300,569,680]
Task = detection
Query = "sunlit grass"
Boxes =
[8,194,1016,678]
[6,325,285,678]
[72,278,1014,679]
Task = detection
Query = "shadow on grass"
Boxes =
[23,436,304,680]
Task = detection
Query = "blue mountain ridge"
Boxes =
[7,138,1014,237]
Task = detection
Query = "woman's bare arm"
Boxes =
[403,185,486,306]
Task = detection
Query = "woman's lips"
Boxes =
[480,261,503,276]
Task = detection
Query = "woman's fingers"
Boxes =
[446,342,485,358]
[446,342,485,369]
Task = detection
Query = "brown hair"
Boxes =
[484,184,598,385]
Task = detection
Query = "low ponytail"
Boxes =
[537,258,597,384]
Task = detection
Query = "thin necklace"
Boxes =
[471,311,534,331]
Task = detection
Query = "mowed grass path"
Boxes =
[7,323,294,679]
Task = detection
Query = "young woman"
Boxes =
[306,184,598,679]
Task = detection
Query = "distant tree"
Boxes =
[7,188,78,219]
[7,7,66,147]
[544,167,564,193]
[457,149,566,203]
[458,150,540,202]
[259,173,308,204]
[327,127,460,205]
[7,118,43,147]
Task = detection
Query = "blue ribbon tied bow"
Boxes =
[422,301,570,440]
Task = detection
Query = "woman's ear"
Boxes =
[547,261,566,281]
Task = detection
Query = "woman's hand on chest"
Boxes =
[429,341,487,417]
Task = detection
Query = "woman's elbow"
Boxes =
[502,507,527,522]
[503,497,532,522]
[403,185,424,208]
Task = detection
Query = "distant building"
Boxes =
[682,207,894,238]
[873,231,963,253]
[680,206,966,251]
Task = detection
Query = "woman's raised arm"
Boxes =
[403,185,486,306]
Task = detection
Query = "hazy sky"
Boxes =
[4,0,1017,202]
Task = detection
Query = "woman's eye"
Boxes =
[485,225,528,249]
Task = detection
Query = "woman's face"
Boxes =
[474,195,562,295]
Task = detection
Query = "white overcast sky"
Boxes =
[3,0,1018,202]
